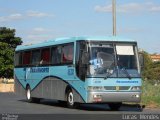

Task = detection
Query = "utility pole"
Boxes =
[112,0,116,36]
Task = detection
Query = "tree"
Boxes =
[141,51,160,84]
[151,61,160,84]
[141,51,153,83]
[0,27,22,78]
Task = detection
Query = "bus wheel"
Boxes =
[108,102,122,111]
[67,90,76,108]
[26,86,40,103]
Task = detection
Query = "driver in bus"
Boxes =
[90,51,103,70]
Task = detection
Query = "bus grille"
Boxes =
[104,86,130,91]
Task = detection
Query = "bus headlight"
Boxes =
[87,86,104,91]
[131,86,141,91]
[93,94,102,102]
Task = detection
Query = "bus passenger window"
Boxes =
[23,51,31,65]
[62,44,73,64]
[51,46,62,65]
[15,52,22,66]
[32,50,40,65]
[41,48,50,65]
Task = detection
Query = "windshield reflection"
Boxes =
[88,43,140,78]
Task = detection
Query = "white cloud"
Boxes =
[95,3,143,13]
[149,6,160,12]
[33,27,47,32]
[118,3,143,13]
[145,2,160,12]
[30,27,53,35]
[23,27,55,44]
[95,2,160,13]
[95,4,112,13]
[0,10,54,23]
[0,13,23,22]
[9,13,22,18]
[26,10,53,17]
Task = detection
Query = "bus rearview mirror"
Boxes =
[139,53,144,68]
[82,51,89,65]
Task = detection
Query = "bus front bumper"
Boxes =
[87,91,141,103]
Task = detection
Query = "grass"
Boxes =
[141,80,160,108]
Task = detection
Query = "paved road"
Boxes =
[0,92,159,114]
[0,92,160,120]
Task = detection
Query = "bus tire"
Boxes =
[108,102,122,111]
[26,86,40,103]
[66,89,79,108]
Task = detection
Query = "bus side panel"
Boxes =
[14,66,86,103]
[31,77,66,100]
[14,68,27,97]
[31,77,84,103]
[14,74,26,97]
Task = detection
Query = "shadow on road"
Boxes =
[19,99,143,112]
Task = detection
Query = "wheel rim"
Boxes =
[27,88,31,100]
[68,91,74,106]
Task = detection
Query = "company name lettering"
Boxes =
[116,80,138,83]
[30,68,49,73]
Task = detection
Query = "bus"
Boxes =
[14,36,142,110]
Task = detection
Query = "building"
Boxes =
[150,54,160,62]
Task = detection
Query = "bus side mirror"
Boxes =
[79,51,89,81]
[139,53,144,69]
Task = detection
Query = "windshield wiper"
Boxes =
[104,63,115,80]
[104,68,114,80]
[104,71,111,79]
[121,68,131,79]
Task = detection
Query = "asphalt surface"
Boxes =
[0,92,160,120]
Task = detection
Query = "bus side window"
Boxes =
[75,41,87,81]
[62,44,73,64]
[23,51,31,65]
[51,46,62,65]
[15,52,22,66]
[41,48,50,65]
[32,50,40,65]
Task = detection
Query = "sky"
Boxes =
[0,0,160,53]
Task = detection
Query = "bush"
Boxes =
[141,52,160,85]
[141,80,160,108]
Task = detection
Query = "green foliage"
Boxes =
[141,51,160,84]
[0,27,22,78]
[151,62,160,82]
[141,81,160,107]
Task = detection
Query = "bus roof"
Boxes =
[15,36,137,51]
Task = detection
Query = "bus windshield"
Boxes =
[89,42,140,78]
